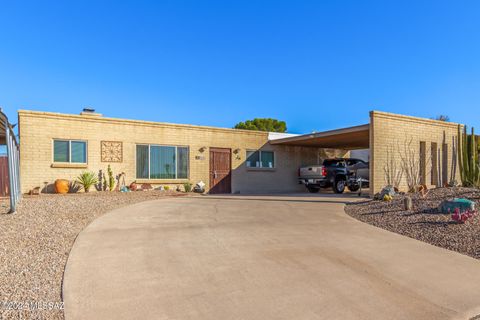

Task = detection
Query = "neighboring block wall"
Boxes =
[18,111,333,194]
[370,111,461,195]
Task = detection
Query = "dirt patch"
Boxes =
[0,191,188,319]
[345,187,480,260]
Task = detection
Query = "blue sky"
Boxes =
[1,1,479,134]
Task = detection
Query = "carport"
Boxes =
[0,109,21,213]
[270,110,464,197]
[269,124,370,150]
[269,123,372,194]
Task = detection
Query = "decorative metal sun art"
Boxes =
[101,141,123,162]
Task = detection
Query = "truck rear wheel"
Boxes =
[347,185,360,192]
[333,178,346,194]
[307,186,320,193]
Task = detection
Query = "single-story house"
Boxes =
[17,109,462,196]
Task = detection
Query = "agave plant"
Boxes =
[76,171,98,192]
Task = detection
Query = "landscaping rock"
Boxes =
[141,183,153,190]
[345,187,480,260]
[404,196,413,211]
[438,198,475,213]
[129,182,137,191]
[374,185,396,200]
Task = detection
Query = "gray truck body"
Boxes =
[298,158,369,193]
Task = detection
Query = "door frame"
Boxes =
[209,147,232,194]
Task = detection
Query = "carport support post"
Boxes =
[5,120,19,213]
[369,111,375,198]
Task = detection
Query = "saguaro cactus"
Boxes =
[458,125,480,187]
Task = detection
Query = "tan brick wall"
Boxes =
[18,110,341,194]
[370,111,461,195]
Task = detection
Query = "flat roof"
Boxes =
[269,124,370,149]
[18,110,270,136]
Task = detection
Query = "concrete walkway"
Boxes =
[63,195,480,320]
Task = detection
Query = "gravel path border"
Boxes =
[345,187,480,260]
[0,191,188,319]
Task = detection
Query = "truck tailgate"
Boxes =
[299,166,324,179]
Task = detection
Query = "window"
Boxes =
[53,140,87,163]
[246,150,275,168]
[136,144,189,179]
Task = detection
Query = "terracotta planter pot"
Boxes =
[55,179,70,194]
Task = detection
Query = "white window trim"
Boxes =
[52,139,88,164]
[136,144,189,180]
[246,150,275,169]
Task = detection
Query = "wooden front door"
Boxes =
[209,148,232,194]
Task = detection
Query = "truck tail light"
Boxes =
[322,166,327,176]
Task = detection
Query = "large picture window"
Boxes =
[53,140,87,163]
[136,144,189,179]
[246,150,275,168]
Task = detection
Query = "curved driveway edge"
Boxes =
[63,195,480,320]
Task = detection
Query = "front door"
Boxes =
[209,148,232,194]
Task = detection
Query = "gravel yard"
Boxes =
[0,191,188,319]
[345,187,480,260]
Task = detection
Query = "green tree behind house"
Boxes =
[234,118,287,132]
[434,115,450,122]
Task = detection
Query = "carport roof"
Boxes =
[269,124,370,149]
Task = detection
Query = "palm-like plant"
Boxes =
[76,171,98,192]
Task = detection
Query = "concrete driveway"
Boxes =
[63,195,480,320]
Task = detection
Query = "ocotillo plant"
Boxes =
[458,125,480,187]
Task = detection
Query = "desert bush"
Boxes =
[68,181,81,193]
[383,145,404,189]
[400,139,421,193]
[183,182,193,192]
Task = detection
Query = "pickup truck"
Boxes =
[298,158,369,193]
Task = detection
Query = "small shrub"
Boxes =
[183,182,193,193]
[76,171,98,192]
[69,181,81,193]
[164,186,170,191]
[102,173,107,191]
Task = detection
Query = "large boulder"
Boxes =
[374,186,396,200]
[438,198,476,213]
